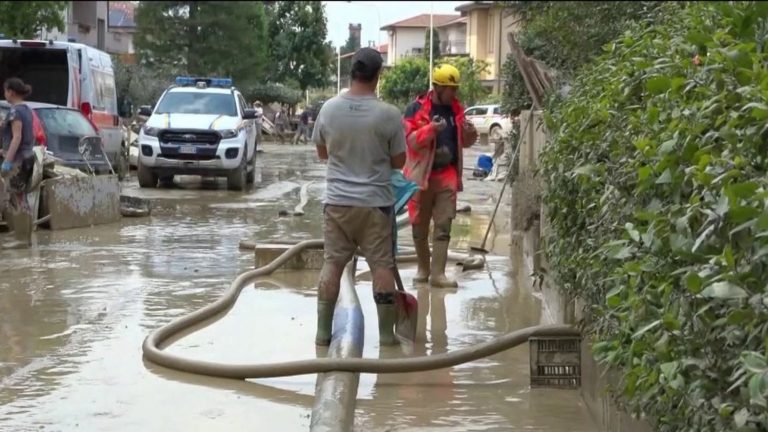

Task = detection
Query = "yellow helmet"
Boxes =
[432,64,460,87]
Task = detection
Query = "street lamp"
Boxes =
[428,1,434,87]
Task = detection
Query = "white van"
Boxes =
[0,38,128,178]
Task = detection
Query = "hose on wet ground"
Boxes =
[142,239,577,380]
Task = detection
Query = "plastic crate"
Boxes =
[529,336,581,389]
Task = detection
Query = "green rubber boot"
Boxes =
[377,303,399,346]
[315,300,335,346]
[430,240,458,288]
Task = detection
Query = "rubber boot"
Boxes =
[376,303,399,346]
[412,224,431,283]
[315,300,335,346]
[430,240,458,288]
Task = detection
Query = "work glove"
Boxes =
[1,161,13,173]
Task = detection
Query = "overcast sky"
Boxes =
[323,1,467,49]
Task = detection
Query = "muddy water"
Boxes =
[0,143,594,431]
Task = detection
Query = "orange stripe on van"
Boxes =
[92,111,116,127]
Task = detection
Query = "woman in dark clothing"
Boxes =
[1,77,36,214]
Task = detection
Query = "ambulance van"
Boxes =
[0,38,128,178]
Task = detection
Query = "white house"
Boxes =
[39,1,136,55]
[380,14,465,66]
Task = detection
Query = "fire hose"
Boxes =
[141,238,577,379]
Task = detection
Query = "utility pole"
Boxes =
[428,1,434,87]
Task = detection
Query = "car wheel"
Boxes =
[159,175,174,187]
[137,157,158,188]
[490,125,503,142]
[227,153,247,191]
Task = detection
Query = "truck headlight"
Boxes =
[142,125,160,137]
[219,129,239,139]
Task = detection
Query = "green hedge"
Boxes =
[541,2,768,431]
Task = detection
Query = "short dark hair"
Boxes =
[4,77,32,97]
[350,47,383,84]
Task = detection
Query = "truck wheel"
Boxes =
[227,154,247,191]
[137,158,158,188]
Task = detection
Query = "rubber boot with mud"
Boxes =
[376,303,399,346]
[315,300,335,346]
[413,231,431,284]
[430,240,458,288]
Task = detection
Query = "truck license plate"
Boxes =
[179,145,197,154]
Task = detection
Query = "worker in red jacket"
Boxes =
[402,64,478,288]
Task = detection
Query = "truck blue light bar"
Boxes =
[175,76,233,88]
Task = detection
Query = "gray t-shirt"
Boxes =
[313,94,406,207]
[2,103,35,161]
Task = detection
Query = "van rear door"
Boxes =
[0,40,74,106]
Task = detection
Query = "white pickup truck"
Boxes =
[136,77,258,190]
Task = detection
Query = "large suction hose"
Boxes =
[142,239,577,380]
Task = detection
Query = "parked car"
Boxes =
[0,101,112,174]
[464,104,513,142]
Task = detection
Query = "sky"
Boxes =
[323,1,467,49]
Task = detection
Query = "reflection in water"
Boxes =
[0,144,593,431]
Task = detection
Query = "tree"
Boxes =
[265,1,332,91]
[0,1,67,39]
[500,1,669,111]
[336,31,360,90]
[380,56,490,109]
[423,27,441,60]
[113,56,171,109]
[134,2,269,87]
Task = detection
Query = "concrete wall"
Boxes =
[511,110,653,432]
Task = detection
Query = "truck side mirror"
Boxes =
[138,105,152,117]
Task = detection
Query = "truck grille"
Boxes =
[159,130,220,146]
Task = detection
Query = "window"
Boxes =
[493,106,501,115]
[97,19,106,50]
[36,108,98,137]
[155,92,237,116]
[92,68,116,112]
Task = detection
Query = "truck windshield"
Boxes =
[155,92,237,116]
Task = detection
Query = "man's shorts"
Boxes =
[323,204,394,269]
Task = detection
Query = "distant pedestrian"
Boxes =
[274,107,287,144]
[252,101,263,146]
[293,108,311,145]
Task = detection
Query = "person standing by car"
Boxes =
[312,47,407,346]
[1,78,37,245]
[403,64,478,288]
[252,101,264,145]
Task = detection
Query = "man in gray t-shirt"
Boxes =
[312,47,406,346]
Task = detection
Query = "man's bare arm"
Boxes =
[390,152,405,169]
[316,144,328,161]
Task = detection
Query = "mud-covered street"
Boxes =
[0,142,595,431]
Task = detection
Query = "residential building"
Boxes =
[39,1,136,56]
[456,1,524,94]
[380,14,466,66]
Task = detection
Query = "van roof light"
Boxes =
[175,76,233,88]
[67,37,77,43]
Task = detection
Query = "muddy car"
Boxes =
[0,101,112,174]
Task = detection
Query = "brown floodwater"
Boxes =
[0,143,595,431]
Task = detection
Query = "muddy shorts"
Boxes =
[407,165,459,226]
[323,204,394,269]
[3,156,35,194]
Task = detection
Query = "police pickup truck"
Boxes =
[136,77,258,190]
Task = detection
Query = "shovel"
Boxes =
[391,171,419,343]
